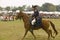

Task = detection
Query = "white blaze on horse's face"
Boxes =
[31,18,36,25]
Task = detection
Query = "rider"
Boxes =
[31,5,42,26]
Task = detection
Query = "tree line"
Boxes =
[0,3,60,12]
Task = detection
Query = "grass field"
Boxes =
[0,19,60,40]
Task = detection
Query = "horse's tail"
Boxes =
[50,21,58,36]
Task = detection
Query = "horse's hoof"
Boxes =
[53,36,55,39]
[34,38,37,40]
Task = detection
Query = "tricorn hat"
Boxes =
[32,5,38,8]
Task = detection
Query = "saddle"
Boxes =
[30,16,42,27]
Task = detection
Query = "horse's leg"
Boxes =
[46,30,50,40]
[49,30,55,38]
[42,28,51,40]
[45,30,51,40]
[29,30,36,39]
[22,30,29,40]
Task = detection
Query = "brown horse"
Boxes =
[15,11,58,40]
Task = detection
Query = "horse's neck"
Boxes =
[22,14,29,23]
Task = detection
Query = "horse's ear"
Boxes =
[32,5,34,8]
[20,11,22,13]
[20,11,23,14]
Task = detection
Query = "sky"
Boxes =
[0,0,60,7]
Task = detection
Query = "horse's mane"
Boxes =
[21,11,30,18]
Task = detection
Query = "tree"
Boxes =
[37,6,41,11]
[48,4,56,11]
[5,6,10,11]
[41,3,56,11]
[56,5,60,11]
[17,6,24,11]
[0,7,3,11]
[22,5,26,10]
[26,6,32,11]
[12,7,17,11]
[17,5,26,11]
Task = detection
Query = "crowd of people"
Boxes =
[0,15,15,21]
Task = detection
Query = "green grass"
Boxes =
[0,19,60,40]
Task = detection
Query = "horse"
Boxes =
[15,11,58,40]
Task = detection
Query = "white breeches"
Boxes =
[31,18,36,25]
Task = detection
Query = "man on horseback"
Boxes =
[31,5,42,27]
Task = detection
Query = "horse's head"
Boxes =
[15,11,23,20]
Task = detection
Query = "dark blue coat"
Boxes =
[32,10,39,18]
